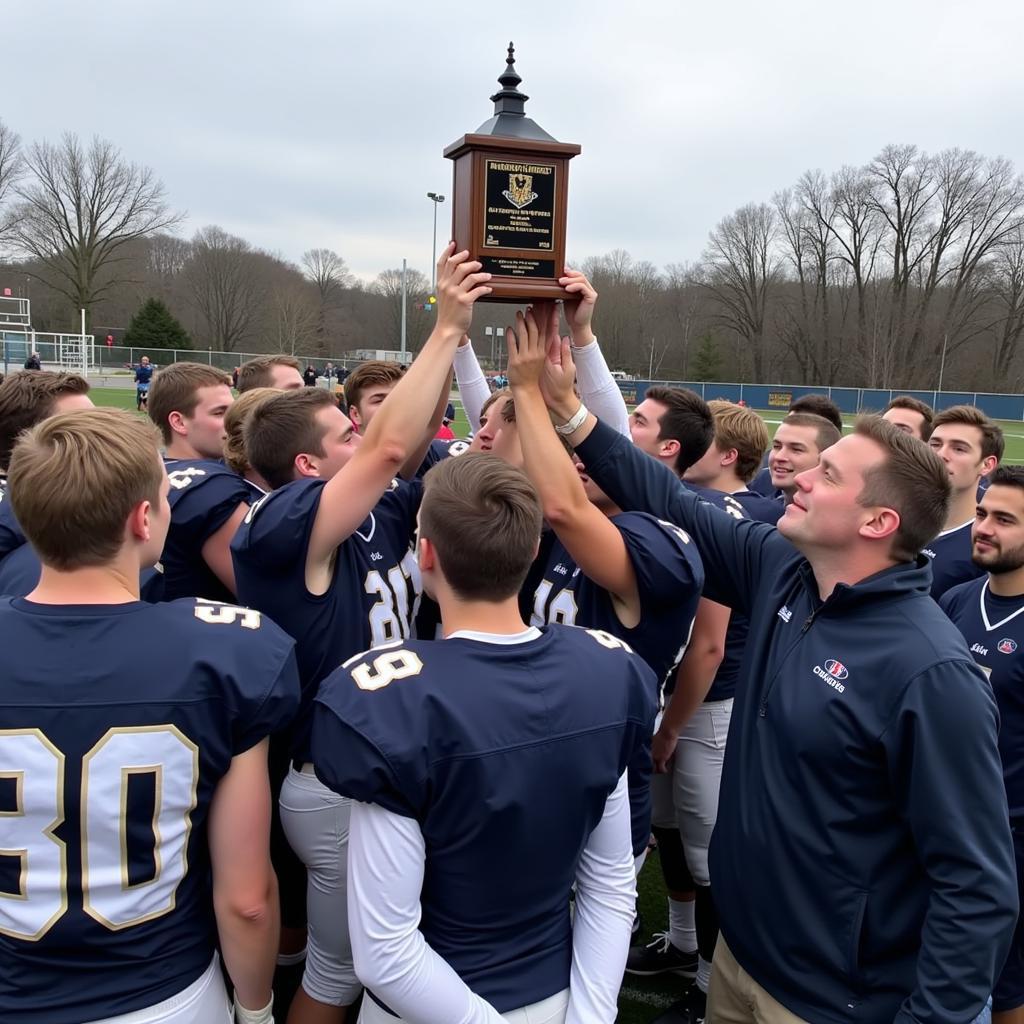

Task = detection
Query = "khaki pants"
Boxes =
[708,939,810,1024]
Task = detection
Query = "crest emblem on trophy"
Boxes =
[503,173,538,210]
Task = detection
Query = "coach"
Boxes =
[548,371,1016,1022]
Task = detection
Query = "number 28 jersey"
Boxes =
[0,597,300,1024]
[231,476,423,762]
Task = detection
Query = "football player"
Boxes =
[0,371,94,596]
[767,413,840,505]
[148,362,249,601]
[508,307,704,852]
[926,405,1004,598]
[231,244,491,1024]
[941,465,1024,1024]
[237,355,305,393]
[883,395,934,441]
[223,386,280,503]
[312,452,656,1024]
[0,408,300,1024]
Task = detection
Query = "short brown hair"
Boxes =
[419,452,541,601]
[223,387,280,475]
[9,409,164,570]
[244,388,336,490]
[644,386,715,473]
[480,387,515,423]
[148,363,231,445]
[707,400,770,483]
[855,415,951,562]
[0,371,91,471]
[780,412,841,453]
[885,395,934,440]
[344,361,404,412]
[237,355,300,393]
[789,394,843,432]
[931,404,1004,462]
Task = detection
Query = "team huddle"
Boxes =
[0,246,1021,1024]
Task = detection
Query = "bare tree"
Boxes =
[989,222,1024,386]
[185,226,264,352]
[8,133,181,321]
[701,203,781,380]
[0,119,23,244]
[302,248,352,305]
[372,266,432,351]
[269,283,320,355]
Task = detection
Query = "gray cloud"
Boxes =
[5,0,1023,281]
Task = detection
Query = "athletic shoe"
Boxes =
[625,931,698,977]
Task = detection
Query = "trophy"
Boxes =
[443,43,581,301]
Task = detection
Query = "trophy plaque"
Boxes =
[443,43,581,302]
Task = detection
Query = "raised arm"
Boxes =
[306,246,490,572]
[542,375,790,611]
[508,306,640,624]
[560,270,630,437]
[453,336,490,432]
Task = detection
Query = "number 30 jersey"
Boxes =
[0,596,300,1024]
[231,476,423,762]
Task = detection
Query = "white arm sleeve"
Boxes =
[571,339,631,437]
[348,802,506,1024]
[566,772,636,1024]
[453,341,490,434]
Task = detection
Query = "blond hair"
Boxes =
[707,400,770,483]
[223,387,280,475]
[9,409,164,570]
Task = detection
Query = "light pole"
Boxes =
[427,192,445,294]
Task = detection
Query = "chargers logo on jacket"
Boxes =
[813,659,848,693]
[999,638,1018,655]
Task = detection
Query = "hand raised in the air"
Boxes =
[434,242,492,338]
[505,305,550,390]
[538,309,578,412]
[558,269,598,346]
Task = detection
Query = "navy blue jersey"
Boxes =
[231,476,422,761]
[941,577,1024,821]
[732,488,784,526]
[133,364,154,385]
[747,464,781,499]
[416,437,471,478]
[0,479,26,563]
[312,625,656,1014]
[525,512,703,693]
[241,478,269,505]
[0,597,299,1024]
[524,513,702,855]
[924,520,984,599]
[162,458,249,602]
[707,487,784,701]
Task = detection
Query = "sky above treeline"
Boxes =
[5,0,1024,283]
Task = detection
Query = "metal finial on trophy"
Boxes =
[490,40,527,115]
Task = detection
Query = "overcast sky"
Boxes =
[6,0,1024,284]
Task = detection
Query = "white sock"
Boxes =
[276,948,306,967]
[697,955,712,993]
[668,897,697,952]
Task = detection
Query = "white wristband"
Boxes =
[234,995,274,1024]
[554,403,589,436]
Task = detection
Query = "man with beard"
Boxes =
[941,464,1024,1024]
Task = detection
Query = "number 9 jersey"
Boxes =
[0,596,300,1024]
